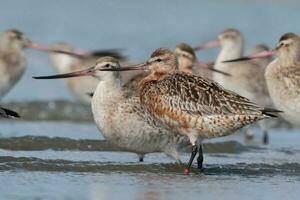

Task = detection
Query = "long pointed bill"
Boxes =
[222,50,277,63]
[195,61,231,76]
[194,39,220,51]
[99,63,149,71]
[33,67,95,79]
[27,42,86,58]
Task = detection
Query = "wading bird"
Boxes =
[97,48,280,175]
[33,57,190,163]
[195,28,273,144]
[0,29,30,98]
[222,33,300,127]
[0,29,77,98]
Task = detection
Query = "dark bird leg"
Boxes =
[138,154,144,162]
[263,131,269,145]
[197,144,204,169]
[184,145,198,175]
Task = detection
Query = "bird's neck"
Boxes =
[277,50,300,66]
[0,39,22,57]
[0,41,24,68]
[138,71,171,97]
[93,72,122,102]
[142,71,169,82]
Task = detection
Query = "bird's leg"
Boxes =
[138,154,144,162]
[197,144,204,169]
[184,145,198,175]
[259,121,269,145]
[263,131,269,145]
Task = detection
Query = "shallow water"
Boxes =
[1,0,300,199]
[0,117,299,199]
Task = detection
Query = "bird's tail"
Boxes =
[262,108,283,118]
[1,107,20,118]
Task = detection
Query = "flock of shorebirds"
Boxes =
[0,28,299,175]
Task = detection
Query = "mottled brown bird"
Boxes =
[123,43,229,97]
[223,33,300,127]
[195,28,273,144]
[33,56,190,163]
[101,48,280,174]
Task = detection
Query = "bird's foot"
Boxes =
[183,168,191,175]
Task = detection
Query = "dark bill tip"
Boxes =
[33,68,94,79]
[208,67,232,76]
[222,57,253,63]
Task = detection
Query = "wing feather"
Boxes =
[141,72,264,117]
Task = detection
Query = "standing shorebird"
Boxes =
[223,33,300,126]
[0,106,19,118]
[0,29,30,98]
[195,28,273,144]
[94,48,280,175]
[0,29,70,98]
[33,56,190,163]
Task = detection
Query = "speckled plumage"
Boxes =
[214,28,272,107]
[212,29,273,143]
[140,71,274,140]
[138,48,278,141]
[265,33,300,126]
[136,48,278,173]
[89,57,190,162]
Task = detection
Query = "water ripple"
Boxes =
[0,156,299,176]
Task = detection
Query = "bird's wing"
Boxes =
[142,72,264,117]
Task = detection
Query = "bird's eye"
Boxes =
[15,35,22,40]
[156,58,162,62]
[182,54,189,59]
[105,64,110,68]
